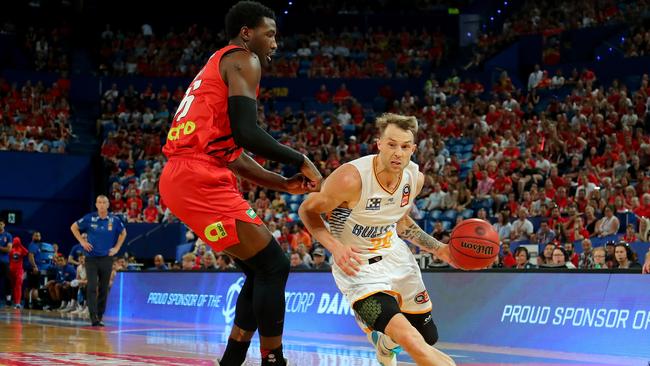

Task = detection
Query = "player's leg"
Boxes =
[384,314,455,366]
[354,293,455,366]
[225,220,290,366]
[219,257,257,366]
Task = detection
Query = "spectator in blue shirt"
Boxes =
[25,231,55,308]
[67,233,88,267]
[149,254,168,271]
[45,255,77,311]
[0,220,13,307]
[71,195,127,326]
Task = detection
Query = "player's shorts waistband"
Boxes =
[167,153,227,167]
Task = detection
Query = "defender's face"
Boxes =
[250,17,277,68]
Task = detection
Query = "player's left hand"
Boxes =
[433,244,454,267]
[108,247,119,256]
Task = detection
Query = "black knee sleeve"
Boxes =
[404,312,439,345]
[242,238,290,337]
[232,259,257,332]
[353,292,401,333]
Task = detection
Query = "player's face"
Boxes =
[250,17,277,68]
[377,124,415,174]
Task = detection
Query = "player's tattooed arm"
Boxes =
[397,215,444,253]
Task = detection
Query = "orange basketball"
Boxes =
[448,218,500,270]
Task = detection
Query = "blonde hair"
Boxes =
[376,113,418,136]
[182,253,196,262]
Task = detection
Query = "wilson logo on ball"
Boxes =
[460,241,494,255]
[474,226,486,236]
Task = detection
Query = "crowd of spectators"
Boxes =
[97,23,447,79]
[623,25,650,57]
[465,0,650,69]
[1,21,71,72]
[98,60,650,271]
[0,77,72,153]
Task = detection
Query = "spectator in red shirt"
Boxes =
[332,84,351,103]
[568,217,590,242]
[110,192,126,213]
[622,224,639,243]
[143,196,162,223]
[126,201,142,223]
[315,84,330,104]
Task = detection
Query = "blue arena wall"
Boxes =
[107,271,650,358]
[0,151,93,248]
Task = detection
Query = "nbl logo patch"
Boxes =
[414,290,430,304]
[475,226,486,236]
[401,184,411,207]
[366,198,381,211]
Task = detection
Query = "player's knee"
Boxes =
[243,238,289,288]
[353,292,401,333]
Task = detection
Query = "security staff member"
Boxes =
[70,195,126,326]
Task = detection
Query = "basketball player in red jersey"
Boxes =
[159,2,321,366]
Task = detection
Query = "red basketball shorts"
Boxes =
[159,155,263,252]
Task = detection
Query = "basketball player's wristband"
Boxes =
[229,96,305,168]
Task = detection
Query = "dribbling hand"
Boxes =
[643,261,650,274]
[332,243,362,276]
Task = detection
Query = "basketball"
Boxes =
[449,218,500,270]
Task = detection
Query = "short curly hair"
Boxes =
[225,1,276,40]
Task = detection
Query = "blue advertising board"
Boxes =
[106,271,650,358]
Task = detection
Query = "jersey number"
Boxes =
[173,79,202,122]
[369,231,393,252]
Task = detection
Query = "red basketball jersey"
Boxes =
[163,45,257,163]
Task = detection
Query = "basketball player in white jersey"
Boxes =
[299,114,456,366]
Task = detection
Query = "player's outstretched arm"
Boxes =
[228,152,311,194]
[299,164,362,276]
[224,51,322,184]
[396,172,452,263]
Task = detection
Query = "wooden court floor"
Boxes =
[0,308,646,366]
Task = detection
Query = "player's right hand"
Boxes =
[81,240,93,252]
[300,155,323,188]
[643,261,650,274]
[285,174,311,194]
[332,243,362,276]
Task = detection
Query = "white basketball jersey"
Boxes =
[329,155,419,260]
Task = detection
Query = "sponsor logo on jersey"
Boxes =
[246,208,257,219]
[414,290,430,304]
[204,221,228,242]
[460,241,494,255]
[366,198,381,211]
[401,184,411,207]
[385,197,395,206]
[351,224,393,239]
